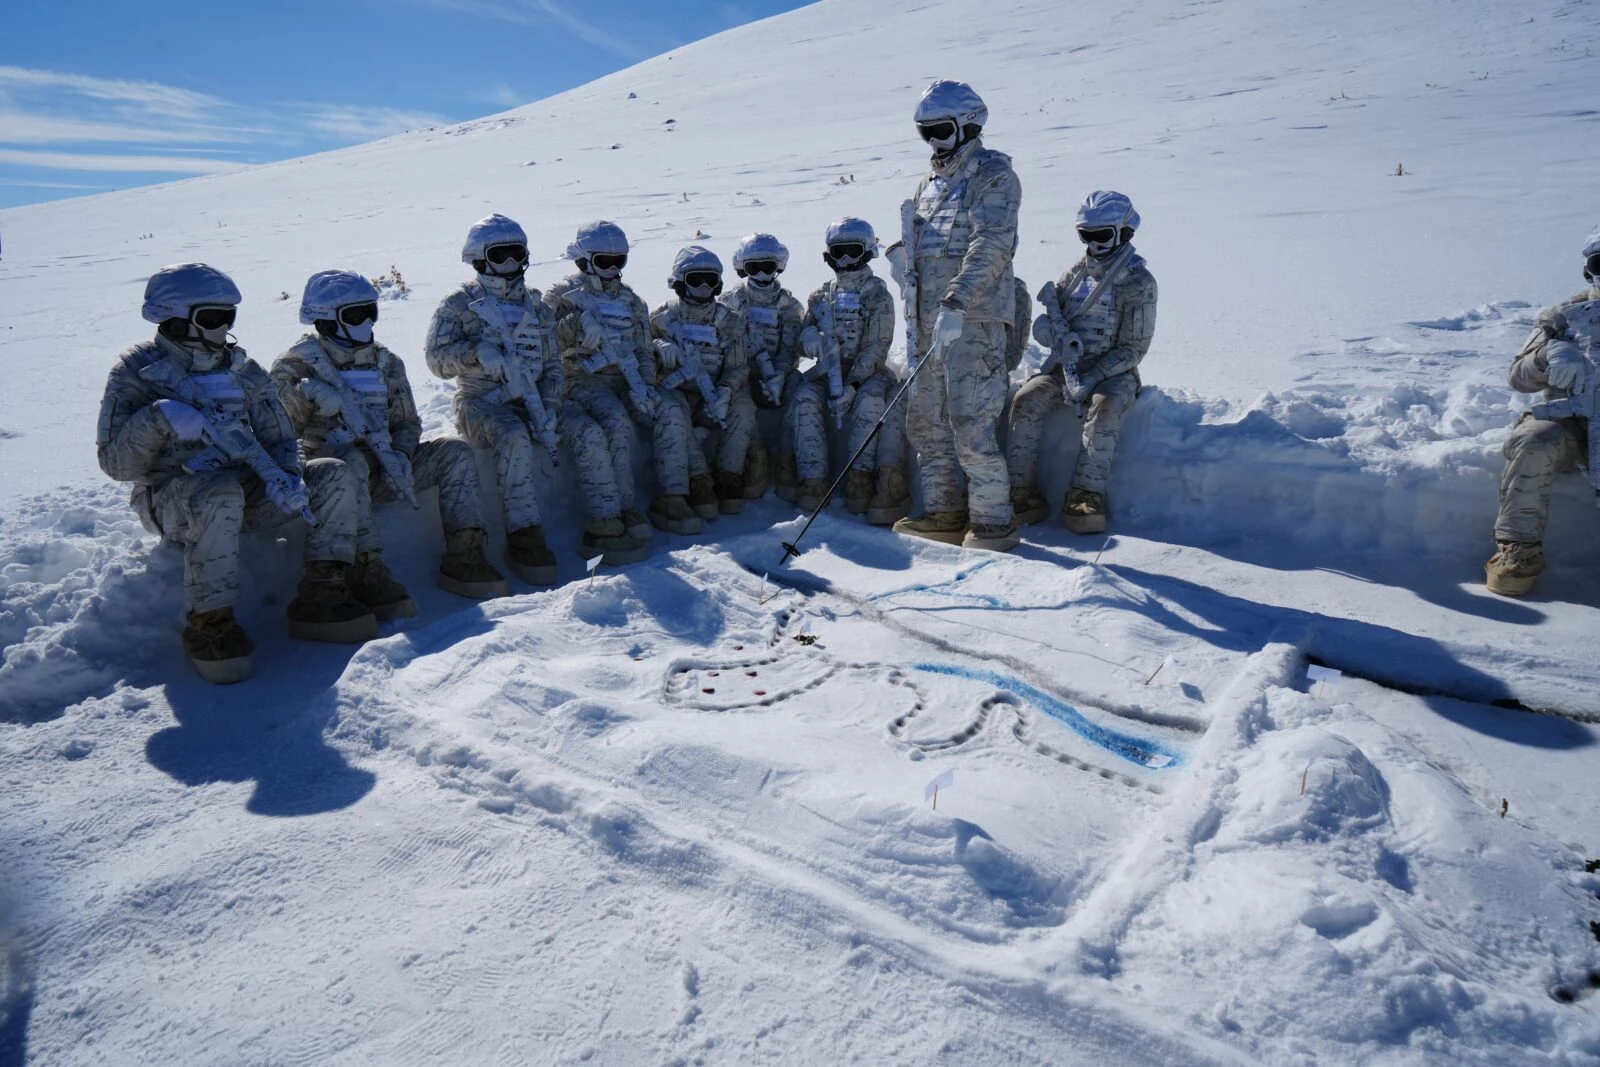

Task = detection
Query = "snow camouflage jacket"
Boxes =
[720,283,806,407]
[1509,287,1600,396]
[649,297,749,393]
[801,268,896,386]
[911,137,1021,326]
[546,272,659,390]
[271,334,423,459]
[97,334,300,492]
[424,278,564,410]
[1032,251,1159,385]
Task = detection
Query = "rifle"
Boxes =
[1038,243,1138,405]
[659,321,730,428]
[472,296,560,464]
[813,295,848,429]
[299,347,419,508]
[140,357,317,525]
[752,348,782,405]
[891,198,923,371]
[1531,303,1600,506]
[567,290,655,418]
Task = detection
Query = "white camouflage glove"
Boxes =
[932,307,965,351]
[387,451,414,492]
[708,386,731,425]
[153,399,218,444]
[884,243,908,288]
[262,468,307,513]
[828,385,855,425]
[800,327,822,361]
[655,339,683,371]
[475,341,506,378]
[300,379,343,417]
[760,374,785,405]
[1545,340,1588,391]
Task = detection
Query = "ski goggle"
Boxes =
[1077,227,1118,246]
[484,242,528,265]
[1586,252,1600,277]
[338,302,379,326]
[742,259,780,277]
[682,271,721,290]
[828,243,867,261]
[590,253,628,272]
[190,305,237,331]
[917,120,958,143]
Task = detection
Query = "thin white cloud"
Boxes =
[0,111,244,146]
[0,177,109,190]
[0,149,244,174]
[291,104,449,140]
[530,0,642,58]
[395,0,642,57]
[0,66,222,121]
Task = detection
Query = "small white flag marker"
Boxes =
[1306,664,1342,698]
[925,767,955,809]
[1145,655,1177,686]
[586,554,602,573]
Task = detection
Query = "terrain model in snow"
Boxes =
[549,220,698,541]
[274,269,510,612]
[796,216,910,523]
[96,262,377,682]
[720,231,806,503]
[425,213,567,584]
[1009,189,1159,535]
[1488,224,1600,596]
[652,245,753,517]
[894,79,1022,553]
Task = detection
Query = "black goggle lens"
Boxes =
[591,253,628,271]
[191,306,236,331]
[917,121,958,142]
[1586,252,1600,277]
[684,271,721,289]
[828,243,866,261]
[1078,227,1118,245]
[339,302,379,326]
[743,260,780,276]
[485,242,528,265]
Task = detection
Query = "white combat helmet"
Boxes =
[670,245,723,301]
[823,217,878,270]
[300,268,381,346]
[1076,190,1140,257]
[141,262,241,324]
[461,214,528,266]
[732,233,790,276]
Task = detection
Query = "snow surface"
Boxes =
[3,0,1600,1062]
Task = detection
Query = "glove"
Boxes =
[760,374,785,405]
[708,386,732,425]
[153,399,218,444]
[932,307,965,351]
[1063,369,1098,406]
[800,327,822,361]
[300,379,343,417]
[884,243,908,288]
[630,386,660,421]
[1031,314,1053,350]
[475,341,506,378]
[828,387,854,426]
[655,340,683,371]
[580,316,608,353]
[1545,340,1587,391]
[262,467,307,513]
[386,450,414,491]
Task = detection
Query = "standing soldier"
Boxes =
[893,80,1022,551]
[425,214,564,584]
[547,220,699,538]
[1485,226,1600,596]
[97,263,372,683]
[274,269,509,616]
[1007,190,1157,534]
[651,246,755,517]
[798,218,911,523]
[720,233,806,502]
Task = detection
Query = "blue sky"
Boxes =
[0,0,812,210]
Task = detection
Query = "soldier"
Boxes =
[893,80,1023,551]
[273,269,509,617]
[797,218,910,522]
[97,263,372,683]
[651,246,755,517]
[547,220,701,537]
[720,233,806,502]
[1486,226,1600,596]
[425,214,566,583]
[1007,190,1157,534]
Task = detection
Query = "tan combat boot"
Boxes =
[352,549,417,619]
[795,477,829,513]
[581,516,649,566]
[620,507,653,542]
[963,522,1021,552]
[182,606,254,684]
[287,561,378,643]
[1010,485,1049,525]
[715,470,746,515]
[649,494,703,535]
[866,467,911,526]
[774,452,799,503]
[1485,540,1544,596]
[506,525,558,585]
[744,441,772,499]
[843,468,876,515]
[893,511,969,545]
[439,528,510,599]
[689,474,720,521]
[1062,487,1107,534]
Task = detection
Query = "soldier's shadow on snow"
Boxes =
[146,643,375,817]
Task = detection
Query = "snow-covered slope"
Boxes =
[3,0,1600,1062]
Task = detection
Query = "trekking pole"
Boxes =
[777,341,939,567]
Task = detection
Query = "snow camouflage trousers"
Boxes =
[150,457,358,614]
[570,376,697,498]
[334,438,486,554]
[456,394,552,531]
[905,320,1013,525]
[1495,412,1586,544]
[786,369,906,479]
[686,386,756,475]
[1007,368,1139,495]
[562,379,637,519]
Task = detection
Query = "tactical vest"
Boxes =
[823,284,868,362]
[669,306,731,380]
[916,149,1013,261]
[729,292,783,361]
[566,284,638,356]
[1065,273,1121,360]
